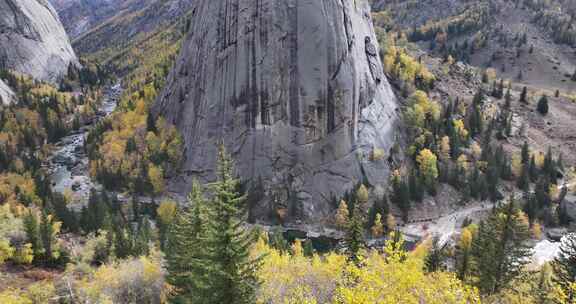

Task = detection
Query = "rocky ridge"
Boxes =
[154,0,399,224]
[0,0,78,83]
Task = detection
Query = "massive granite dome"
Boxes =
[154,0,399,224]
[0,0,78,82]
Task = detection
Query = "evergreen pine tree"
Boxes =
[424,237,447,273]
[537,95,549,115]
[23,211,41,259]
[346,204,365,264]
[521,141,530,165]
[203,145,262,303]
[553,233,576,302]
[166,180,208,299]
[529,155,539,182]
[517,163,530,191]
[345,185,369,263]
[504,88,512,109]
[472,197,532,294]
[520,86,528,103]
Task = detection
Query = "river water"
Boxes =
[45,83,122,209]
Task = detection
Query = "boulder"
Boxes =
[154,0,399,224]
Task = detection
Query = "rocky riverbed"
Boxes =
[45,83,122,210]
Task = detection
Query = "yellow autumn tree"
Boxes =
[148,164,165,195]
[371,213,385,238]
[386,214,397,231]
[440,136,451,161]
[417,149,439,188]
[335,233,480,304]
[457,154,469,174]
[356,184,369,205]
[453,119,469,139]
[335,200,350,228]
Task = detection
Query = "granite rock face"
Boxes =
[154,0,399,224]
[0,79,14,105]
[0,0,78,82]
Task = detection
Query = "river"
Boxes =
[41,82,569,262]
[45,83,122,209]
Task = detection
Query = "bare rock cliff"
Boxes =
[154,0,399,224]
[0,0,78,82]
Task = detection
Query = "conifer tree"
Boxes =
[472,198,532,294]
[520,86,528,103]
[504,87,512,109]
[521,141,530,165]
[23,211,41,259]
[345,185,368,263]
[392,172,411,221]
[204,145,261,304]
[424,237,447,273]
[39,211,56,262]
[553,233,576,302]
[537,95,549,115]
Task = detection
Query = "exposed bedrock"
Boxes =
[154,0,399,224]
[0,0,78,83]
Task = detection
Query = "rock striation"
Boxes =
[154,0,399,224]
[0,0,78,83]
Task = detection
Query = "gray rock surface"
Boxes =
[0,0,78,82]
[0,79,14,105]
[154,0,399,224]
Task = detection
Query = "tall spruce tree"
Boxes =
[537,95,549,115]
[472,197,532,294]
[520,86,528,103]
[553,233,576,302]
[166,180,211,303]
[205,145,261,303]
[167,146,261,304]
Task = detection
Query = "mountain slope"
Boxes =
[49,0,153,39]
[0,0,78,82]
[154,0,399,224]
[373,0,576,92]
[72,0,194,58]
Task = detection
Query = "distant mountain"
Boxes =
[0,0,78,83]
[49,0,153,39]
[70,0,195,56]
[372,0,576,92]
